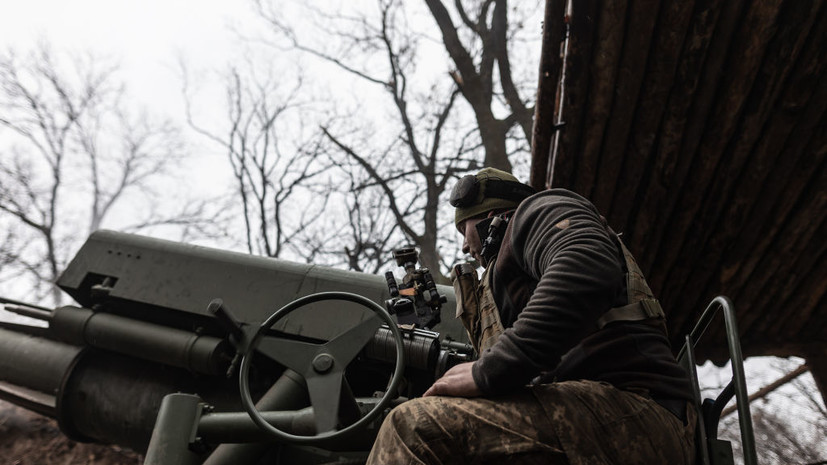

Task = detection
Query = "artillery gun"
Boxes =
[0,230,473,464]
[0,230,758,465]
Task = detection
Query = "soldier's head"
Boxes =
[450,168,534,261]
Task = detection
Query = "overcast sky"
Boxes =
[1,0,257,114]
[1,0,288,211]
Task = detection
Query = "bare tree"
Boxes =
[0,45,200,305]
[0,228,22,285]
[341,176,400,274]
[251,0,540,279]
[720,396,827,465]
[702,359,827,465]
[423,0,537,171]
[301,165,403,273]
[185,63,333,259]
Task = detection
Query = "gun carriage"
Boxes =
[0,230,473,464]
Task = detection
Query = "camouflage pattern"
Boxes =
[366,388,566,465]
[366,380,695,465]
[534,380,695,465]
[452,261,505,354]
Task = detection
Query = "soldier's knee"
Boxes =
[379,397,445,439]
[380,402,406,432]
[381,398,424,434]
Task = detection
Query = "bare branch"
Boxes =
[186,60,330,258]
[1,44,201,305]
[322,126,421,244]
[492,0,533,142]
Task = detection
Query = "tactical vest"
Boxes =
[452,235,664,354]
[453,260,505,354]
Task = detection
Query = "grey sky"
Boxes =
[1,0,256,113]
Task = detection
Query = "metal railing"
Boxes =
[677,296,758,465]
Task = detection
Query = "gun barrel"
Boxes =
[50,305,230,376]
[0,326,82,417]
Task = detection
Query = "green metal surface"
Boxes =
[0,230,472,462]
[203,370,309,465]
[56,230,464,342]
[50,305,229,375]
[239,292,405,445]
[144,393,204,465]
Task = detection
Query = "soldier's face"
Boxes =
[458,217,485,263]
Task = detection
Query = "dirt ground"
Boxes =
[0,399,143,465]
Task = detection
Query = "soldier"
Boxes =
[366,168,696,464]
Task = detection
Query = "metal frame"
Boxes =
[677,296,758,465]
[144,291,406,464]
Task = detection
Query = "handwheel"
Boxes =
[238,291,405,444]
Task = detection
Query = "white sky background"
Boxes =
[0,0,270,200]
[0,0,474,228]
[0,0,253,119]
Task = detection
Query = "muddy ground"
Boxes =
[0,399,143,464]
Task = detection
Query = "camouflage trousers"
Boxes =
[366,380,695,465]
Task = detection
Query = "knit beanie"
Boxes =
[452,168,531,226]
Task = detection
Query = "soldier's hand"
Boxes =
[423,361,482,398]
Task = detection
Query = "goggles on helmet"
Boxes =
[449,175,480,208]
[449,174,535,208]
